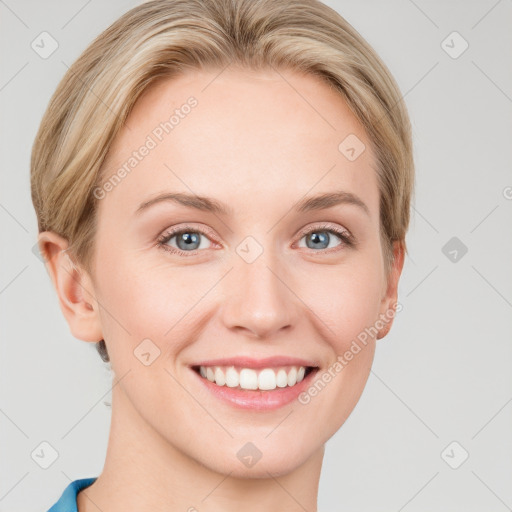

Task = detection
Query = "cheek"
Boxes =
[300,255,384,350]
[94,250,221,366]
[91,242,384,471]
[95,229,385,359]
[293,261,383,433]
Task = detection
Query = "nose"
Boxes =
[220,252,300,340]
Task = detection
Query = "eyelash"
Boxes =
[156,223,356,257]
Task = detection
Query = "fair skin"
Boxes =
[40,66,404,512]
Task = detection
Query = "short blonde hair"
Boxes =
[31,0,415,363]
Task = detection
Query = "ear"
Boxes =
[376,240,405,340]
[38,231,103,343]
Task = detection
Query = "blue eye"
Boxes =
[299,229,346,251]
[157,226,212,255]
[295,223,355,253]
[157,223,355,256]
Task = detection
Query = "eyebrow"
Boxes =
[295,190,370,216]
[135,192,233,216]
[135,190,370,217]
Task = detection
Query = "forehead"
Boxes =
[98,67,379,220]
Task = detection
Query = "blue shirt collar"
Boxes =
[47,477,97,512]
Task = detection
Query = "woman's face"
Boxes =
[88,67,402,476]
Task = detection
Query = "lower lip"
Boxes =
[191,367,319,411]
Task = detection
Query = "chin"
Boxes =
[194,436,320,479]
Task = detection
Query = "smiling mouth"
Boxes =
[191,364,319,391]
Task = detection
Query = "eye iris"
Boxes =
[177,232,201,250]
[164,228,344,254]
[307,231,331,250]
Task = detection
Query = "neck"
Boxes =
[77,382,324,512]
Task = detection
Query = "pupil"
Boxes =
[308,231,329,249]
[178,232,200,250]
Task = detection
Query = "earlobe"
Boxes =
[377,240,405,340]
[38,231,103,343]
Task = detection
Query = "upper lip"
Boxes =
[191,356,320,369]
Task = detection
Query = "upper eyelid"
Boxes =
[295,222,351,237]
[160,223,219,241]
[160,221,352,245]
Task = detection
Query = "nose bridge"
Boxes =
[220,241,297,338]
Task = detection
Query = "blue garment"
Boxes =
[47,477,97,512]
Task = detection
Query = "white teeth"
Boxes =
[276,369,288,388]
[287,367,297,386]
[197,365,312,390]
[214,367,225,386]
[258,369,276,390]
[239,368,258,390]
[225,366,239,388]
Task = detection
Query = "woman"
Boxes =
[32,0,414,510]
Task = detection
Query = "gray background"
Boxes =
[1,0,511,510]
